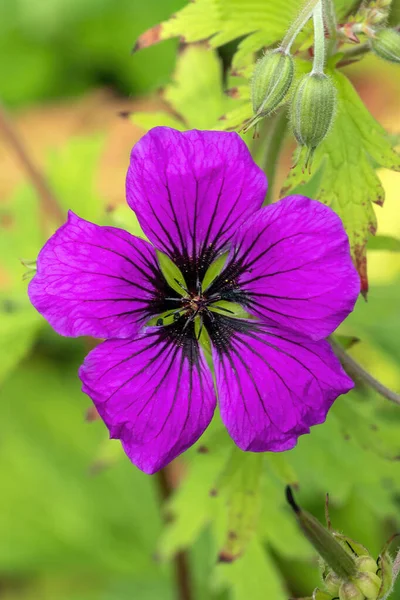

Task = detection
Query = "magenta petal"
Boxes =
[29,211,176,339]
[126,127,267,288]
[208,196,360,340]
[79,326,216,474]
[211,317,353,452]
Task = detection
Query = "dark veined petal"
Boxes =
[126,127,267,290]
[206,196,360,341]
[29,211,180,339]
[206,315,353,452]
[79,321,216,474]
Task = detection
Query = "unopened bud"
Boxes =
[355,572,381,598]
[369,9,386,24]
[290,73,337,151]
[324,571,341,594]
[356,556,378,574]
[243,49,294,132]
[370,28,400,63]
[286,487,357,580]
[339,582,364,600]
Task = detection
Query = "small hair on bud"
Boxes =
[370,28,400,63]
[290,72,337,169]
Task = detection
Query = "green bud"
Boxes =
[339,582,364,600]
[290,73,337,158]
[286,487,357,580]
[356,556,378,574]
[324,570,341,594]
[370,29,400,64]
[244,49,294,132]
[377,549,394,598]
[355,572,381,598]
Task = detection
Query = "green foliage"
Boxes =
[134,0,356,73]
[131,44,233,131]
[282,70,400,294]
[0,0,184,106]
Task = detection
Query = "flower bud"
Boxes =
[290,73,337,155]
[243,49,294,132]
[355,572,381,598]
[370,28,400,64]
[339,582,364,600]
[324,570,341,594]
[356,556,378,574]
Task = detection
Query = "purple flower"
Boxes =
[28,127,360,474]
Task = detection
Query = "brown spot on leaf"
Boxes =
[218,551,239,563]
[353,243,368,299]
[209,488,218,497]
[132,23,163,53]
[197,445,209,454]
[225,87,240,99]
[85,406,100,422]
[228,530,238,540]
[0,212,13,229]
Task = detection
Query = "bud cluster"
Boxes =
[286,487,398,600]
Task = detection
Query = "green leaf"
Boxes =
[47,133,106,221]
[367,234,400,252]
[213,452,263,562]
[281,70,400,295]
[212,538,286,600]
[134,0,356,73]
[131,44,231,131]
[157,425,232,560]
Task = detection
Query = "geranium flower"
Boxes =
[28,127,360,474]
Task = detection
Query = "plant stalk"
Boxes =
[322,0,338,55]
[312,1,326,75]
[256,110,288,205]
[281,0,320,53]
[329,337,400,407]
[156,469,193,600]
[0,103,64,227]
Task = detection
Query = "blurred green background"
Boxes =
[0,1,400,599]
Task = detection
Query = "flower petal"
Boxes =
[207,315,353,452]
[29,211,180,339]
[206,196,360,340]
[126,127,267,289]
[79,321,216,474]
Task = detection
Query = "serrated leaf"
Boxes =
[213,451,263,562]
[281,70,400,295]
[134,0,356,72]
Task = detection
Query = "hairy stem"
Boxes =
[281,0,319,53]
[329,337,400,407]
[0,103,64,226]
[256,110,288,205]
[156,469,193,600]
[322,0,338,54]
[312,1,326,75]
[336,42,370,67]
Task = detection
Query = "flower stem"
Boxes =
[322,0,338,54]
[0,103,64,227]
[280,0,320,53]
[312,1,326,75]
[336,42,370,67]
[255,109,288,205]
[329,337,400,407]
[156,468,193,600]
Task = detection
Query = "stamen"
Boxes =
[164,297,185,303]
